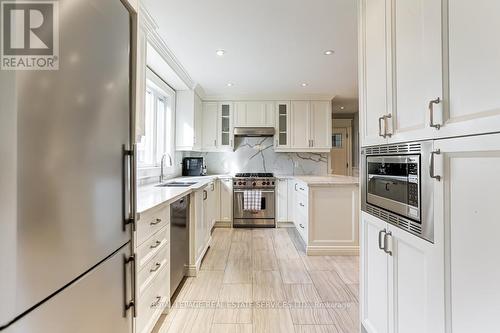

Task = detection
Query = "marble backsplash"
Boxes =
[185,137,329,176]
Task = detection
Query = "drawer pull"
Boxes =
[151,296,162,308]
[299,203,305,207]
[150,262,161,273]
[299,223,305,229]
[299,187,305,191]
[150,240,161,249]
[150,218,162,226]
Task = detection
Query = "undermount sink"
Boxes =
[156,181,197,188]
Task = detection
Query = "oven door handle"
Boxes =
[368,174,408,182]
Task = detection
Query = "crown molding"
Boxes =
[139,4,195,90]
[202,94,336,102]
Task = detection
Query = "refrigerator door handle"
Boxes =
[123,254,137,317]
[124,144,137,231]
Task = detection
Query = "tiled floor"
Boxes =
[154,228,359,333]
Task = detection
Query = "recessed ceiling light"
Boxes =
[216,49,226,56]
[340,106,345,110]
[324,50,335,55]
[226,83,233,87]
[301,83,308,87]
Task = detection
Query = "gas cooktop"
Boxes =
[234,173,274,178]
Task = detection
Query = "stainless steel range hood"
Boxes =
[233,127,275,137]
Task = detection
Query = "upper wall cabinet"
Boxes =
[201,102,218,151]
[176,90,202,151]
[234,101,275,128]
[390,0,443,143]
[290,101,311,150]
[359,0,390,146]
[310,101,332,149]
[217,102,234,151]
[439,0,500,138]
[275,102,291,149]
[360,0,500,147]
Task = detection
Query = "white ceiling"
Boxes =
[142,0,358,100]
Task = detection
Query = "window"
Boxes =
[332,133,343,148]
[137,68,175,169]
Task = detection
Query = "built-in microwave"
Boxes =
[361,141,434,243]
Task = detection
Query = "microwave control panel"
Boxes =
[407,162,419,207]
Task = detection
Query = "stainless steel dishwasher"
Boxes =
[170,195,190,297]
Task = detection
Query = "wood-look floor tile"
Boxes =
[294,325,340,333]
[253,308,295,333]
[213,284,252,324]
[278,258,313,284]
[253,249,278,271]
[228,242,252,261]
[224,258,252,284]
[331,261,359,285]
[253,235,274,252]
[202,248,229,271]
[232,229,253,243]
[309,271,357,303]
[252,270,286,301]
[183,270,224,301]
[347,284,359,301]
[300,254,334,271]
[212,229,233,251]
[273,237,300,260]
[164,308,215,333]
[210,324,253,333]
[328,303,359,333]
[283,284,333,325]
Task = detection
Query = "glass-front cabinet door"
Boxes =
[275,101,290,149]
[218,102,233,150]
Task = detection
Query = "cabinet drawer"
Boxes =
[137,244,169,297]
[136,264,169,333]
[294,181,308,195]
[137,225,169,271]
[295,193,308,215]
[137,204,170,246]
[295,211,308,242]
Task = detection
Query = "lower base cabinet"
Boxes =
[360,212,444,333]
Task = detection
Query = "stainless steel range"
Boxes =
[233,173,276,228]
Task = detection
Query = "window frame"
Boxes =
[137,67,176,173]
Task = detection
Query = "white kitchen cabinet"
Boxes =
[360,212,444,333]
[275,101,290,150]
[276,178,289,223]
[218,102,233,151]
[193,188,207,266]
[437,0,500,139]
[310,101,332,149]
[290,101,311,149]
[202,102,218,151]
[359,0,391,146]
[389,0,443,143]
[204,181,217,230]
[218,177,233,223]
[433,133,500,333]
[176,90,202,151]
[360,212,389,333]
[234,101,275,127]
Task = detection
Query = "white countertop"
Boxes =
[276,174,359,185]
[137,175,231,213]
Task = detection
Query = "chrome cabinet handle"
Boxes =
[384,114,392,137]
[295,183,298,191]
[151,296,162,308]
[429,149,441,181]
[429,97,442,130]
[123,254,136,317]
[299,223,305,229]
[383,231,392,256]
[203,190,208,200]
[150,240,161,249]
[378,116,385,138]
[150,262,161,273]
[378,229,386,250]
[150,218,162,226]
[299,203,305,207]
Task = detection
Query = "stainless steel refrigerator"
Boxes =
[0,0,136,331]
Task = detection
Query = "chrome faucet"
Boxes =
[159,153,173,184]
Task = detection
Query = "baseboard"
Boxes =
[214,220,232,228]
[185,265,197,277]
[306,245,359,256]
[277,221,295,228]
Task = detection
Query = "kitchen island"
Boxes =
[277,175,360,255]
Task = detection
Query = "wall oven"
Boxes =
[361,141,434,243]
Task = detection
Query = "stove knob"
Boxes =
[238,181,242,185]
[243,182,247,185]
[252,182,256,186]
[233,182,236,185]
[272,181,275,185]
